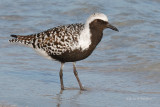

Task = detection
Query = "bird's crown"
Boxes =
[86,13,108,25]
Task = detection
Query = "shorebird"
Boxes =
[9,13,118,90]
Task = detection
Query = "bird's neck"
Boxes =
[89,26,103,49]
[78,25,103,52]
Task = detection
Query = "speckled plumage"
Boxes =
[10,23,87,60]
[9,13,119,90]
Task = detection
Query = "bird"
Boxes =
[9,13,119,90]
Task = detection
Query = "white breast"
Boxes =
[78,27,91,51]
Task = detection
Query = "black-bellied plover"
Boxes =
[9,13,118,90]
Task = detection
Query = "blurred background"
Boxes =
[0,0,160,107]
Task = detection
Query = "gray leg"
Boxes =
[59,63,64,90]
[73,62,84,90]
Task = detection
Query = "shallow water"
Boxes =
[0,0,160,107]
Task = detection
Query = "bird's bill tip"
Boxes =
[114,27,119,32]
[107,23,119,32]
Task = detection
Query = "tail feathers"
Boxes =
[9,35,20,43]
[10,34,18,38]
[9,34,35,46]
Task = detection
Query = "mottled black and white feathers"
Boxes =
[9,13,119,90]
[10,24,84,50]
[9,13,118,62]
[10,23,86,59]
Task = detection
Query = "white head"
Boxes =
[85,13,108,26]
[78,13,118,51]
[85,13,119,32]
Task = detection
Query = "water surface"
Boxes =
[0,0,160,107]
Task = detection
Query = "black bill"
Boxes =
[106,23,119,32]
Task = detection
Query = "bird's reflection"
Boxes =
[56,90,63,107]
[56,88,86,107]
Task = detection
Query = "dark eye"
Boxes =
[104,21,108,25]
[97,19,108,25]
[94,19,98,22]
